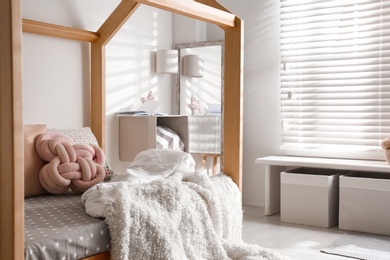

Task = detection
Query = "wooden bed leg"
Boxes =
[82,251,110,260]
[202,153,221,175]
[1,0,24,259]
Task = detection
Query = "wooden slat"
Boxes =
[195,0,229,12]
[0,0,24,259]
[134,0,235,28]
[82,251,110,260]
[90,43,106,151]
[22,18,99,42]
[97,0,140,45]
[222,17,244,191]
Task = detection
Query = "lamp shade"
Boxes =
[183,54,204,77]
[156,49,178,74]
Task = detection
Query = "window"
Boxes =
[280,0,390,160]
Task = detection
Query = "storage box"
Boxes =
[339,172,390,235]
[281,167,342,228]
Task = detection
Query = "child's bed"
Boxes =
[1,0,244,259]
[25,148,248,260]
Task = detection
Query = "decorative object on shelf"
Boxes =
[155,49,178,74]
[140,91,158,114]
[141,90,155,103]
[190,94,202,115]
[183,54,204,77]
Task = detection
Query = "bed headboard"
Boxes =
[1,0,243,258]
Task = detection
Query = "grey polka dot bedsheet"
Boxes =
[24,192,110,260]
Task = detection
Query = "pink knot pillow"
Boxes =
[36,131,107,194]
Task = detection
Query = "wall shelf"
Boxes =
[119,115,189,161]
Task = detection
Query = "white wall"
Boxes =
[23,0,281,207]
[216,0,281,207]
[180,1,281,207]
[105,7,175,173]
[23,34,89,128]
[173,15,207,44]
[22,0,112,128]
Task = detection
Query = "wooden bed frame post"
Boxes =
[222,17,244,191]
[0,0,24,258]
[91,43,107,151]
[195,0,244,191]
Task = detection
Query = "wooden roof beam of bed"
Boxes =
[96,0,140,45]
[134,0,235,28]
[22,19,100,42]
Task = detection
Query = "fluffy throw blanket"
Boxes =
[82,149,288,260]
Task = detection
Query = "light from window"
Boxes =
[280,0,390,160]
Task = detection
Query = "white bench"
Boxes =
[255,156,390,216]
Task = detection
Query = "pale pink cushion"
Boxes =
[24,124,48,197]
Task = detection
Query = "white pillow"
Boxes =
[111,149,195,183]
[156,125,184,151]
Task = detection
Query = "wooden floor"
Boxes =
[242,206,347,260]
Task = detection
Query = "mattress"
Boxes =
[25,192,110,260]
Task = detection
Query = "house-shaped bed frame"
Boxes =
[1,0,243,259]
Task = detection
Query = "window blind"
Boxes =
[280,0,390,160]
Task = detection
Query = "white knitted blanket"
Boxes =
[82,171,287,260]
